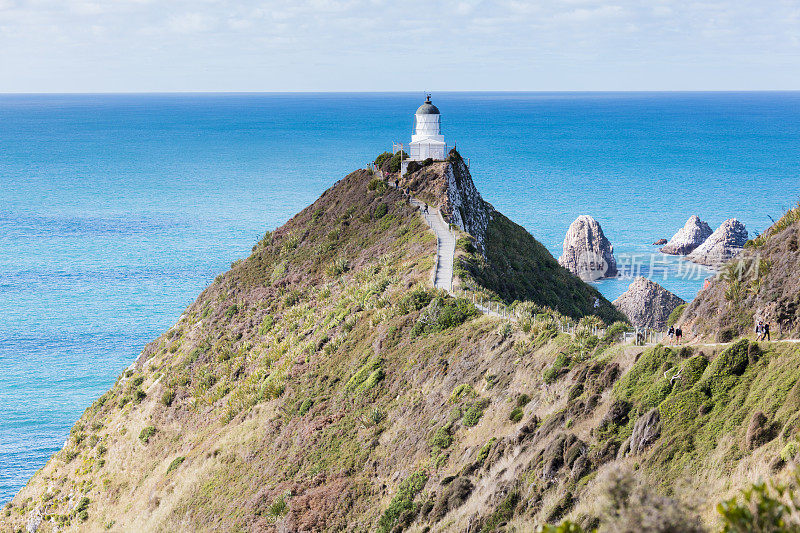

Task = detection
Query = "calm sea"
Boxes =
[2,92,800,500]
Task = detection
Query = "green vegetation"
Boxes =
[376,472,428,533]
[138,426,156,444]
[509,406,524,422]
[368,177,388,194]
[411,296,479,336]
[667,303,687,327]
[374,151,392,168]
[388,151,408,173]
[462,399,489,427]
[345,356,384,394]
[166,456,185,474]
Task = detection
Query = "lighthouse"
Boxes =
[409,95,447,161]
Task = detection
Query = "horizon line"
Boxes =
[3,89,800,96]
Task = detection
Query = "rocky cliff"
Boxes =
[612,276,686,330]
[686,218,748,267]
[660,215,713,255]
[559,215,618,281]
[7,162,800,533]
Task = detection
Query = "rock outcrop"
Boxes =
[660,215,713,255]
[652,238,667,246]
[444,152,490,250]
[686,218,748,267]
[612,276,685,330]
[559,215,617,281]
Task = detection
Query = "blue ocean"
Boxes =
[2,92,800,501]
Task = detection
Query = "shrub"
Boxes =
[388,151,408,173]
[781,441,800,462]
[166,456,185,474]
[517,394,531,407]
[368,177,388,194]
[509,406,524,422]
[139,426,156,444]
[325,257,349,277]
[476,438,497,466]
[397,287,436,314]
[131,375,145,388]
[412,296,479,336]
[462,399,490,427]
[376,471,428,533]
[224,304,239,318]
[161,389,176,407]
[405,160,422,175]
[543,352,571,384]
[450,384,477,403]
[133,388,146,403]
[298,398,314,416]
[717,473,800,532]
[667,303,687,328]
[374,203,388,219]
[375,151,392,168]
[431,426,453,449]
[345,357,384,394]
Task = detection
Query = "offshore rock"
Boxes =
[686,218,748,267]
[612,276,685,330]
[559,215,617,281]
[661,215,713,255]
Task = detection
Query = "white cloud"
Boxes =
[0,0,799,91]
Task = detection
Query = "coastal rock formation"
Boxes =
[559,215,617,281]
[444,152,490,250]
[686,218,749,267]
[652,238,667,246]
[612,276,686,330]
[660,215,713,255]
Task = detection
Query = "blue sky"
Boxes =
[1,0,799,92]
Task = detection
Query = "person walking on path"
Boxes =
[675,327,682,344]
[668,326,675,344]
[755,321,763,340]
[423,202,428,214]
[394,179,399,189]
[764,322,771,341]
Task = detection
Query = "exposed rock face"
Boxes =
[612,277,686,330]
[559,215,617,281]
[660,215,713,255]
[444,153,491,250]
[624,409,661,455]
[686,218,749,267]
[652,238,667,246]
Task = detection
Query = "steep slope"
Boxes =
[8,163,797,533]
[680,204,800,341]
[396,150,623,324]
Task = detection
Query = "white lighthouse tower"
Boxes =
[409,95,447,161]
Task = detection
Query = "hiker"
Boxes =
[764,322,771,341]
[423,202,428,214]
[755,321,763,340]
[394,179,399,188]
[668,325,675,344]
[675,327,683,344]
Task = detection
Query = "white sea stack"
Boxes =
[660,215,713,255]
[559,215,617,281]
[686,218,748,267]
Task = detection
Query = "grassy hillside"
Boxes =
[681,203,800,341]
[6,169,800,532]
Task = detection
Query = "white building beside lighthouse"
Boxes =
[396,95,448,174]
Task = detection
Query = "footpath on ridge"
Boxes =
[378,168,800,348]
